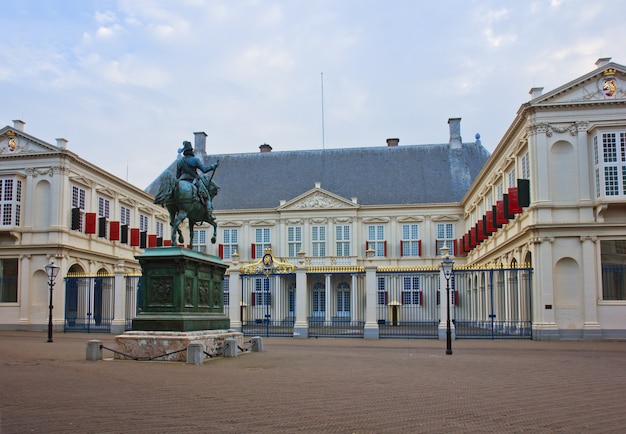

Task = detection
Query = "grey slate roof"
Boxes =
[146,142,491,210]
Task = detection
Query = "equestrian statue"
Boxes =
[153,140,219,249]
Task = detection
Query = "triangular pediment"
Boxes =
[279,186,359,211]
[0,127,61,157]
[532,62,626,105]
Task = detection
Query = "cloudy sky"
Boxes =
[1,0,623,188]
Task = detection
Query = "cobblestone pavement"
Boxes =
[1,331,626,433]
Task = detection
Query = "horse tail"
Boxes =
[153,171,176,205]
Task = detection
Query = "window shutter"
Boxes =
[365,241,370,251]
[85,213,97,234]
[156,237,163,247]
[517,179,530,207]
[148,235,157,248]
[71,208,81,230]
[400,240,404,257]
[418,240,422,257]
[140,231,147,249]
[383,241,387,257]
[384,291,388,305]
[419,290,423,306]
[508,187,522,214]
[109,221,120,241]
[130,228,140,246]
[251,292,256,306]
[98,217,107,238]
[496,201,509,225]
[251,244,256,259]
[218,244,224,259]
[163,239,172,246]
[453,239,458,255]
[436,290,440,305]
[503,194,515,219]
[453,290,459,305]
[492,205,502,229]
[121,225,129,244]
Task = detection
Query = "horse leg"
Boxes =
[211,220,217,244]
[188,220,195,250]
[173,210,188,246]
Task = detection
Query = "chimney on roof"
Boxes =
[529,87,544,99]
[56,138,68,149]
[596,57,612,68]
[259,143,272,153]
[194,131,207,156]
[12,120,25,131]
[386,138,399,147]
[448,118,462,149]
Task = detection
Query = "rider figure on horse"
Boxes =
[176,140,219,216]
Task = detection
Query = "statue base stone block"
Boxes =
[132,247,230,332]
[114,330,243,362]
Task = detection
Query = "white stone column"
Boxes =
[363,264,379,339]
[581,236,602,339]
[351,273,358,321]
[293,266,308,338]
[110,261,126,334]
[532,237,558,339]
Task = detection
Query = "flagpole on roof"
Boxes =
[321,71,325,150]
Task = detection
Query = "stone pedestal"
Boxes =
[132,247,230,332]
[114,330,243,362]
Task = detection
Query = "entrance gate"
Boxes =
[64,274,114,333]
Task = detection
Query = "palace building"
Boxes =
[2,57,625,340]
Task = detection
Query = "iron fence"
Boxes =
[64,275,114,333]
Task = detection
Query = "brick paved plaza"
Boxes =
[1,331,625,433]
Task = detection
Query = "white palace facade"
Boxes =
[2,57,625,340]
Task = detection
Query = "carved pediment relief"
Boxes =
[432,215,459,222]
[280,188,358,211]
[96,187,117,198]
[536,66,626,104]
[0,129,59,156]
[219,221,243,227]
[397,216,424,223]
[362,217,390,224]
[250,220,276,227]
[70,174,95,188]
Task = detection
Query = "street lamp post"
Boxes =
[44,261,60,343]
[440,245,454,355]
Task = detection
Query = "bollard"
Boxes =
[86,340,102,361]
[187,342,205,365]
[251,336,264,352]
[223,338,238,357]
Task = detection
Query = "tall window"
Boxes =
[336,282,350,317]
[367,225,386,257]
[336,225,350,256]
[1,178,22,227]
[312,226,326,257]
[287,226,302,257]
[254,278,271,306]
[155,221,164,238]
[254,228,271,258]
[120,205,131,226]
[139,214,149,232]
[377,276,387,305]
[71,185,86,231]
[0,258,18,303]
[98,197,110,219]
[436,223,454,256]
[600,240,626,300]
[222,228,238,259]
[402,276,421,305]
[521,152,530,179]
[401,224,420,256]
[193,229,207,253]
[312,282,325,317]
[595,132,626,197]
[508,169,516,189]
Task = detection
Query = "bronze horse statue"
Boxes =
[153,171,219,249]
